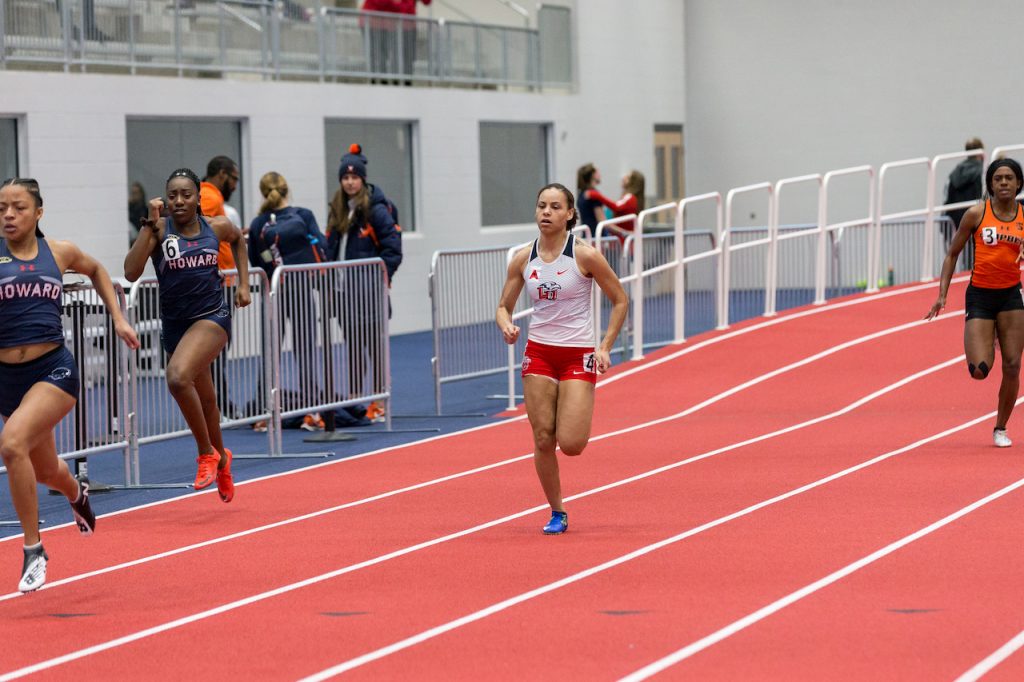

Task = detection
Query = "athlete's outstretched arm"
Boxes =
[496,246,530,345]
[577,241,628,373]
[124,198,164,281]
[52,240,140,350]
[926,204,982,320]
[210,215,251,308]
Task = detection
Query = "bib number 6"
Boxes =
[162,238,181,261]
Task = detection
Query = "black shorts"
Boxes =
[161,303,232,356]
[965,283,1024,320]
[0,345,79,418]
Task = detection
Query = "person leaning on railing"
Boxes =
[926,158,1024,448]
[325,144,403,423]
[0,177,139,593]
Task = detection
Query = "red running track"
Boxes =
[3,277,1024,681]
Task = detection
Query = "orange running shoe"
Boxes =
[300,413,325,431]
[193,452,220,490]
[366,401,386,423]
[217,448,234,503]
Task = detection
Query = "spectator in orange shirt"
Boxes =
[200,156,240,272]
[200,155,241,418]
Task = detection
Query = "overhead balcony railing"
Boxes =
[0,0,574,91]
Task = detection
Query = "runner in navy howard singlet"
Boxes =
[150,213,231,355]
[124,167,250,502]
[0,177,139,592]
[0,235,78,414]
[497,183,628,535]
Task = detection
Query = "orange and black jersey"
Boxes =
[971,200,1024,289]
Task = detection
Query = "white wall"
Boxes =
[684,0,1024,206]
[0,0,685,333]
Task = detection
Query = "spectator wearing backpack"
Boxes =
[248,171,328,430]
[326,144,403,422]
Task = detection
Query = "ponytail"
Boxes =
[259,171,289,215]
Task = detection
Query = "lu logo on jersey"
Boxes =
[537,281,562,300]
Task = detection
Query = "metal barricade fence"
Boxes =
[267,259,390,454]
[0,280,132,491]
[594,234,626,358]
[125,268,272,484]
[396,242,534,403]
[828,220,872,295]
[874,217,956,288]
[622,231,676,353]
[429,245,527,415]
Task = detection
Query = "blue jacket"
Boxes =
[325,184,403,282]
[247,206,326,275]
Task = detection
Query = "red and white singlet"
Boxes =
[522,233,594,347]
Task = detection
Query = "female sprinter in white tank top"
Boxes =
[496,183,628,534]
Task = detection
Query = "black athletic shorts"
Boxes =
[965,283,1024,320]
[161,303,232,356]
[0,345,79,418]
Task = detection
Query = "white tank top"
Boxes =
[523,233,595,347]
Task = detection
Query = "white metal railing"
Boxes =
[820,165,874,303]
[676,191,723,341]
[0,0,571,89]
[427,143,1024,413]
[723,182,773,326]
[769,175,821,316]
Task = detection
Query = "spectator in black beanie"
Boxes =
[326,144,403,423]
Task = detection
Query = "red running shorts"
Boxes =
[521,339,597,384]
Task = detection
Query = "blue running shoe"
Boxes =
[543,510,568,534]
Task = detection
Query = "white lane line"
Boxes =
[0,356,967,681]
[0,312,962,603]
[621,471,1024,681]
[955,629,1024,681]
[1,275,961,544]
[299,366,1003,679]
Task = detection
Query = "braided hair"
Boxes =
[0,177,45,237]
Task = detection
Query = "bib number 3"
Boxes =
[982,227,998,246]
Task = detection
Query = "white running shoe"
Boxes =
[19,545,48,593]
[994,428,1012,448]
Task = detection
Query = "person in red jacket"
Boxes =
[363,0,432,85]
[586,170,646,234]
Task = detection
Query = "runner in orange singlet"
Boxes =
[927,159,1024,447]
